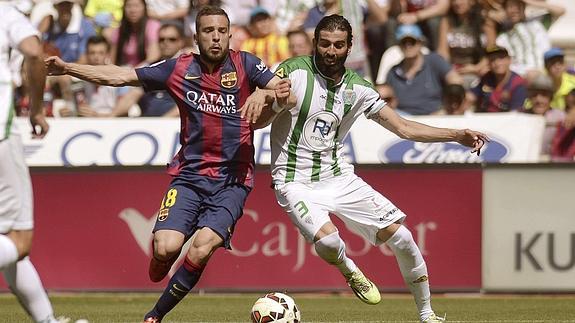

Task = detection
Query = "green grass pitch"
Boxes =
[1,292,574,322]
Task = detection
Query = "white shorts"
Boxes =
[275,173,406,245]
[0,134,34,233]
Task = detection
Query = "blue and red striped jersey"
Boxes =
[135,50,274,191]
[472,71,527,113]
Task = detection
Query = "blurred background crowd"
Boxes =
[4,0,575,161]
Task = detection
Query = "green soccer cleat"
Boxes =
[422,313,446,322]
[344,269,381,305]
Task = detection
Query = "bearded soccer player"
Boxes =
[46,6,294,323]
[266,15,488,323]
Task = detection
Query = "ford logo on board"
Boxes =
[379,138,509,163]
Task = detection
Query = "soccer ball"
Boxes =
[250,292,301,323]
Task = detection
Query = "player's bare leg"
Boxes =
[314,222,381,305]
[149,229,185,282]
[144,228,222,322]
[1,230,65,323]
[378,223,443,322]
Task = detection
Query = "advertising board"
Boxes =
[0,168,482,291]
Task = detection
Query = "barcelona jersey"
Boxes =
[135,50,274,192]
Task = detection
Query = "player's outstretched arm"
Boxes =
[371,106,489,155]
[45,56,141,87]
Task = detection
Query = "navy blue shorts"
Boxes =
[153,178,250,249]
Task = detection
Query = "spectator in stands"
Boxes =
[551,89,575,162]
[303,0,388,78]
[111,0,160,67]
[41,0,97,114]
[241,7,289,68]
[363,0,391,81]
[440,83,469,115]
[57,36,132,117]
[437,0,495,89]
[83,0,124,33]
[390,0,450,51]
[523,73,564,157]
[479,0,505,29]
[274,0,315,34]
[221,0,274,27]
[43,0,97,63]
[146,0,190,22]
[544,48,575,111]
[287,29,313,57]
[495,0,565,78]
[375,38,431,86]
[564,90,575,136]
[469,45,526,112]
[112,22,187,117]
[386,24,462,115]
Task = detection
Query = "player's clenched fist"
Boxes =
[275,79,291,101]
[275,79,295,110]
[44,56,67,76]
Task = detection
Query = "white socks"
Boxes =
[3,257,56,323]
[386,225,434,321]
[314,231,358,276]
[0,234,18,270]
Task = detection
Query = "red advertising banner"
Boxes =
[0,167,481,291]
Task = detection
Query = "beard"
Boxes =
[314,51,347,78]
[198,42,228,65]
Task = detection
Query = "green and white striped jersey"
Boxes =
[0,4,39,140]
[271,55,387,185]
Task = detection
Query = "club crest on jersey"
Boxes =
[343,90,357,105]
[158,209,169,221]
[221,72,237,88]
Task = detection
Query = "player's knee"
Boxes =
[6,230,33,259]
[376,222,402,243]
[188,230,223,263]
[314,231,345,265]
[153,234,184,260]
[188,244,213,263]
[385,225,415,252]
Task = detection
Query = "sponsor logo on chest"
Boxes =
[185,90,237,114]
[302,111,340,151]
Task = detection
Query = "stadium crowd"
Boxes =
[6,0,575,161]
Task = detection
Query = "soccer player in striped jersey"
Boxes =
[267,15,488,323]
[46,6,294,323]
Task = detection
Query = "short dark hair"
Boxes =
[504,0,525,9]
[160,20,185,38]
[86,35,110,51]
[195,5,230,33]
[443,84,466,104]
[314,14,353,46]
